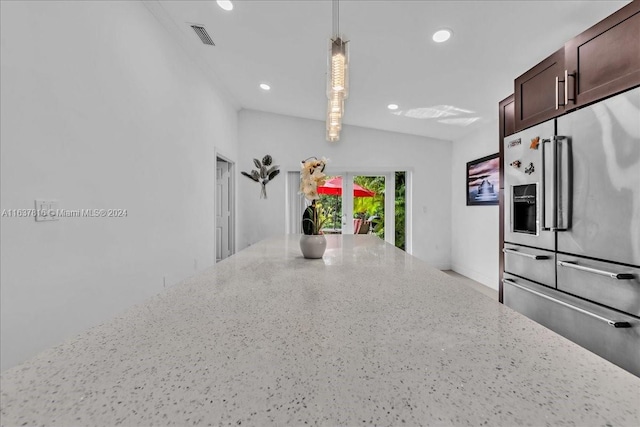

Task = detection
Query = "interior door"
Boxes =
[216,159,232,262]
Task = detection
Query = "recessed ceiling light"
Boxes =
[259,83,271,91]
[432,29,452,43]
[387,104,399,110]
[216,1,233,11]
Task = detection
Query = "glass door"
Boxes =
[318,172,397,246]
[316,174,344,235]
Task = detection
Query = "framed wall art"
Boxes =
[466,153,499,206]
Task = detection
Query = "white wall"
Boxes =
[237,109,452,269]
[0,1,238,370]
[450,120,500,290]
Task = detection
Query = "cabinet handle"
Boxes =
[503,279,631,328]
[564,69,569,106]
[564,70,576,104]
[503,248,549,260]
[555,76,559,110]
[557,261,635,280]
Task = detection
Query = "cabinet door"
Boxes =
[565,1,640,109]
[514,48,564,132]
[499,94,515,139]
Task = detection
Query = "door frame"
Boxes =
[214,149,236,262]
[286,166,412,253]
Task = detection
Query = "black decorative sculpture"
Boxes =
[241,154,280,199]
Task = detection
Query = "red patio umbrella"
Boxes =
[318,177,375,232]
[318,176,376,197]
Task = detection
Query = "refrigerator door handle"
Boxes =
[502,248,549,260]
[503,279,632,328]
[557,261,635,280]
[541,138,553,231]
[549,137,558,231]
[554,135,570,231]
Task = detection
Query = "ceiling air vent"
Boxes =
[191,25,215,46]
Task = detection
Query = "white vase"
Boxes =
[299,234,327,259]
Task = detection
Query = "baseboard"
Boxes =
[450,264,498,291]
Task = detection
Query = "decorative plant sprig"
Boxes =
[241,154,280,199]
[300,157,329,235]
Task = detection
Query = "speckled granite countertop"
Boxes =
[2,235,639,426]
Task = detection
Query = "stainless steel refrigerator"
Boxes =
[502,86,640,376]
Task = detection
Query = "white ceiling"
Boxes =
[151,0,629,141]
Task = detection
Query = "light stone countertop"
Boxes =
[1,235,639,426]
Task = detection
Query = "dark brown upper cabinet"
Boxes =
[499,94,515,141]
[514,48,565,132]
[565,0,640,109]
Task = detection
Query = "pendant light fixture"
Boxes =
[326,0,348,142]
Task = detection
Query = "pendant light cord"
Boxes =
[332,0,339,38]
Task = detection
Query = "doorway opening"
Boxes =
[216,155,235,262]
[287,170,407,251]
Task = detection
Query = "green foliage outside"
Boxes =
[353,175,386,238]
[394,172,406,251]
[317,172,406,251]
[318,195,341,229]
